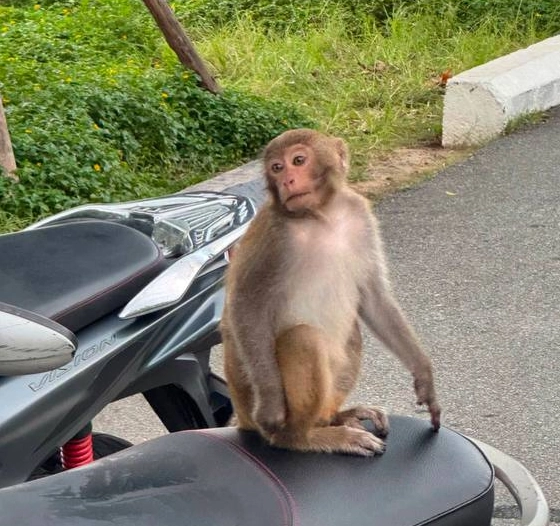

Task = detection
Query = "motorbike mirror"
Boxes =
[0,302,77,376]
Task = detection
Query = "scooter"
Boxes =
[0,191,254,484]
[0,192,550,525]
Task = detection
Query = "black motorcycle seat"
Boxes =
[0,416,494,526]
[0,221,166,333]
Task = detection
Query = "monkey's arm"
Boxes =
[224,299,288,434]
[358,265,441,430]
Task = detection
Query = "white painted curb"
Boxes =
[442,35,560,148]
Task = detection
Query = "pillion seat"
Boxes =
[0,416,494,526]
[0,220,166,333]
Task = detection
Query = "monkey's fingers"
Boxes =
[429,402,441,432]
[415,399,441,431]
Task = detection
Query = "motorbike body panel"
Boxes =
[0,416,495,526]
[0,273,225,486]
[0,192,253,487]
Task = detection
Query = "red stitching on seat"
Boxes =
[195,430,300,526]
[52,254,165,325]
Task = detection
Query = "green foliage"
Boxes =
[0,1,311,221]
[180,0,560,35]
[431,0,560,34]
[1,0,556,231]
[192,9,546,174]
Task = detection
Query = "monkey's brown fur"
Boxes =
[221,129,440,456]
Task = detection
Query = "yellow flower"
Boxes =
[93,123,100,130]
[161,92,169,99]
[182,72,190,80]
[93,164,101,172]
[33,4,41,10]
[62,8,70,15]
[25,129,32,134]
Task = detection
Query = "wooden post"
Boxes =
[0,95,18,181]
[142,0,221,94]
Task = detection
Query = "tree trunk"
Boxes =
[0,95,18,181]
[142,0,220,94]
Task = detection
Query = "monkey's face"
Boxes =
[265,143,327,214]
[265,130,349,215]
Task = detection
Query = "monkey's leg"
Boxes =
[270,324,385,456]
[329,323,389,436]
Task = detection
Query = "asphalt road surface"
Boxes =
[96,108,560,524]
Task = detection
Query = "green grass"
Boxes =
[0,0,556,231]
[194,10,543,174]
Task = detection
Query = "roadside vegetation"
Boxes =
[0,0,558,231]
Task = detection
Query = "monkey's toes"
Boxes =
[354,406,390,437]
[344,428,386,456]
[335,406,390,437]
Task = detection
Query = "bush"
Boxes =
[0,69,311,217]
[181,0,560,35]
[0,1,312,220]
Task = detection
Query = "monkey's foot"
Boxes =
[271,425,386,456]
[332,406,390,437]
[309,425,386,456]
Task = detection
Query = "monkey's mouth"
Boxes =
[285,192,311,204]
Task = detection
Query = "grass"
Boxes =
[194,10,543,176]
[0,0,555,231]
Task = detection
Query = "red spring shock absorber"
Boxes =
[60,423,94,469]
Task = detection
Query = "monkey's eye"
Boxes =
[270,162,283,174]
[293,155,306,166]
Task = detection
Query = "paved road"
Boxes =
[96,108,560,523]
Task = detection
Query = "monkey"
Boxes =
[221,128,441,456]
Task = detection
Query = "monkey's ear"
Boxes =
[333,137,350,173]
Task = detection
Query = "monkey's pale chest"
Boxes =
[276,225,363,341]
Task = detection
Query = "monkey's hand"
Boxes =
[253,392,287,435]
[413,369,441,432]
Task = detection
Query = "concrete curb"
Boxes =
[442,35,560,148]
[189,160,262,192]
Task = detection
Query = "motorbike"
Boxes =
[0,191,550,526]
[0,191,254,483]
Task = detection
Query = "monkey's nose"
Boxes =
[283,176,296,188]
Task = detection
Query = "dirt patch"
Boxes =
[350,145,471,201]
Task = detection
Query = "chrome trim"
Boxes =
[0,303,77,375]
[25,192,256,319]
[26,192,254,258]
[119,222,249,319]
